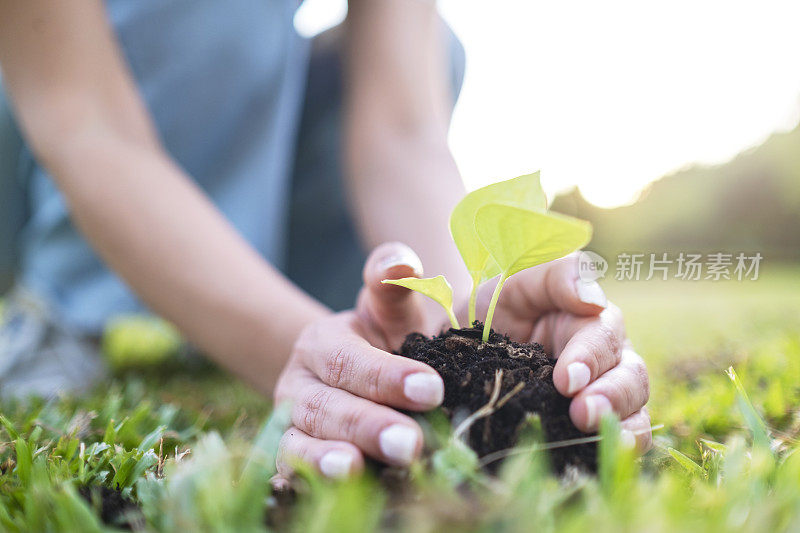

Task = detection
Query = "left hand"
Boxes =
[467,253,652,452]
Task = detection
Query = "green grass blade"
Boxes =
[668,448,705,478]
[726,366,771,450]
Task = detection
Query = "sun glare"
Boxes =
[296,0,800,208]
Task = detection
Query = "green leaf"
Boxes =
[432,439,479,486]
[475,205,592,278]
[474,205,592,340]
[0,414,20,440]
[598,414,637,496]
[241,402,292,484]
[450,172,547,283]
[668,447,706,478]
[382,275,459,328]
[450,172,547,323]
[138,425,166,453]
[15,438,33,486]
[699,438,727,453]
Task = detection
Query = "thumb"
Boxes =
[502,253,608,317]
[356,242,428,350]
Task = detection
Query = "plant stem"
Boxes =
[482,275,507,342]
[446,306,460,329]
[468,279,478,325]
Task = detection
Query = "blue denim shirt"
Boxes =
[1,0,310,333]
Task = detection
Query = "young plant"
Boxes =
[449,172,548,323]
[382,172,592,342]
[474,205,591,340]
[382,275,459,329]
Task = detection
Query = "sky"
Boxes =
[295,0,800,207]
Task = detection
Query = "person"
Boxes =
[0,0,651,479]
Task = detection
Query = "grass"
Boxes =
[1,266,800,531]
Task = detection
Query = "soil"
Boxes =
[398,323,596,474]
[78,485,141,529]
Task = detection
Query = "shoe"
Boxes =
[0,286,107,399]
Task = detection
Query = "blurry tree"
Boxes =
[552,122,800,262]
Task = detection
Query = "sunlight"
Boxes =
[296,0,800,208]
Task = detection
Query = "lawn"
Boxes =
[1,266,799,531]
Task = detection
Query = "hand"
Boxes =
[274,243,445,479]
[471,253,652,452]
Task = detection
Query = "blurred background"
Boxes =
[298,0,800,262]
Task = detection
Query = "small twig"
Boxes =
[453,370,504,440]
[157,437,165,478]
[496,382,525,410]
[478,424,665,467]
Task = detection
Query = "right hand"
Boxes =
[274,242,445,479]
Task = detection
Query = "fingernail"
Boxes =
[404,373,444,406]
[576,280,607,308]
[584,394,613,428]
[319,450,353,479]
[566,362,591,394]
[379,424,419,465]
[379,251,423,277]
[620,429,637,450]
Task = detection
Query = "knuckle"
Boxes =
[363,361,385,401]
[325,345,353,388]
[578,334,607,374]
[339,407,365,443]
[619,377,636,413]
[299,388,331,436]
[595,322,622,360]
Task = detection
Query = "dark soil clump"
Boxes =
[78,485,142,529]
[399,323,596,474]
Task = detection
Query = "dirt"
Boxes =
[398,323,596,474]
[78,485,142,529]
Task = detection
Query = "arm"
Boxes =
[344,0,471,298]
[0,0,328,394]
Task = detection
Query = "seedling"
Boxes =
[382,275,460,329]
[474,204,592,340]
[384,172,592,341]
[449,172,548,324]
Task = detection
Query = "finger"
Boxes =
[569,347,650,432]
[620,406,653,454]
[277,426,364,479]
[357,241,427,349]
[493,253,607,320]
[551,303,626,397]
[291,380,423,466]
[299,317,444,410]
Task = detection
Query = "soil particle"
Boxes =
[398,323,596,473]
[78,485,141,529]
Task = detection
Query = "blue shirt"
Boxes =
[4,0,310,333]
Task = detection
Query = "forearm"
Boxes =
[49,134,328,393]
[347,133,469,294]
[0,0,328,394]
[345,0,469,295]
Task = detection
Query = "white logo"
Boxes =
[578,251,608,281]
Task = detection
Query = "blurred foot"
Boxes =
[0,286,106,399]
